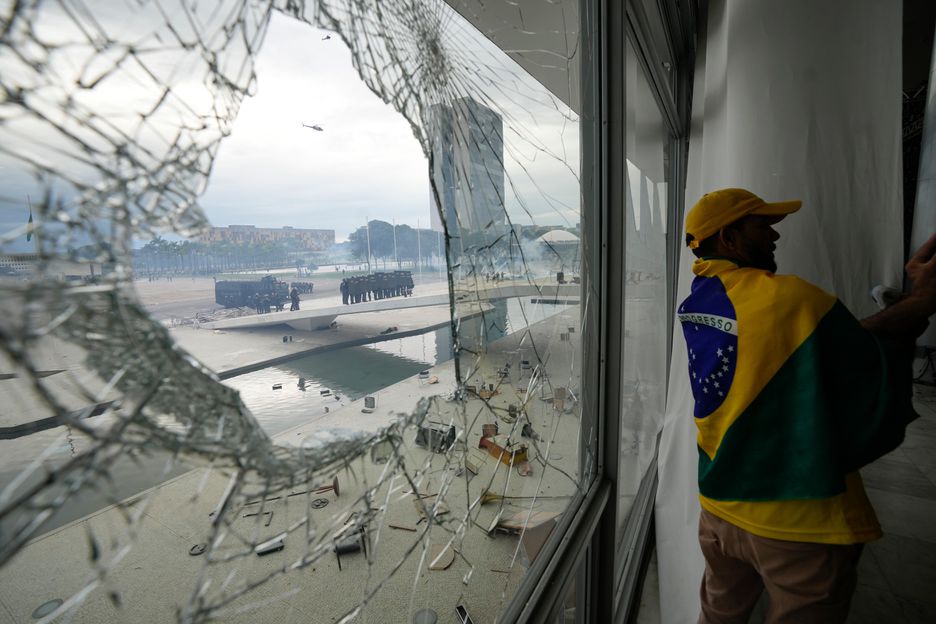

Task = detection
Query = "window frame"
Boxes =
[499,1,697,621]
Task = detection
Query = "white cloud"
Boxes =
[198,15,431,241]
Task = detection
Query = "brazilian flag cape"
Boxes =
[679,258,917,543]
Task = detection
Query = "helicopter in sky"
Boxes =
[301,123,324,131]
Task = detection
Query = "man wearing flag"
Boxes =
[680,188,936,623]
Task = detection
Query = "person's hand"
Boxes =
[905,232,936,317]
[863,233,936,341]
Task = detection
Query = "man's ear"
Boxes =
[717,227,736,252]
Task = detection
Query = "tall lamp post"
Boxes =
[392,217,398,268]
[416,218,422,277]
[365,216,372,273]
[438,230,443,279]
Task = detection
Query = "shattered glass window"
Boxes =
[0,1,588,622]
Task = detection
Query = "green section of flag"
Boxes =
[698,301,916,502]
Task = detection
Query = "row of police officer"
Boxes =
[339,271,414,304]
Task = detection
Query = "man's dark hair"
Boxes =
[689,218,746,258]
[690,235,720,258]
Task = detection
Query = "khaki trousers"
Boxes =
[698,509,863,624]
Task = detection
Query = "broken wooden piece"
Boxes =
[553,386,567,411]
[413,497,449,519]
[428,543,455,570]
[389,523,417,532]
[464,449,487,475]
[496,510,560,533]
[478,435,528,466]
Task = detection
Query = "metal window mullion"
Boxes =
[665,136,687,374]
[593,0,629,619]
[625,1,682,136]
[612,445,660,621]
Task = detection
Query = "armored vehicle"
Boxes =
[290,281,314,294]
[214,275,288,309]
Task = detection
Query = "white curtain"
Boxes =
[654,1,903,621]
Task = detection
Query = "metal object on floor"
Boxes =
[415,421,456,453]
[313,475,340,497]
[243,510,274,526]
[255,537,285,556]
[455,604,475,624]
[413,608,438,624]
[371,438,393,463]
[189,543,207,556]
[334,522,368,571]
[32,599,63,619]
[310,498,329,509]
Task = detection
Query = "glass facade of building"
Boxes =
[0,1,695,622]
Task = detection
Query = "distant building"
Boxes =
[0,253,103,280]
[536,229,580,247]
[0,253,36,274]
[536,229,580,269]
[198,225,335,251]
[428,98,505,235]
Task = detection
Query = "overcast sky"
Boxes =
[199,16,433,241]
[200,13,580,242]
[0,6,580,250]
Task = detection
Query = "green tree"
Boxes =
[348,226,369,261]
[348,221,446,268]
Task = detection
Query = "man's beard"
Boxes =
[742,242,777,273]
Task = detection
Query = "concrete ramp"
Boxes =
[201,282,580,331]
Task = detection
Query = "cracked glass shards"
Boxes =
[0,1,588,622]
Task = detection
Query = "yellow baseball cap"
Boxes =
[685,188,801,248]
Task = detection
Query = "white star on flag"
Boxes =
[681,306,739,416]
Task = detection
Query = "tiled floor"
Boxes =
[848,384,936,624]
[637,383,936,623]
